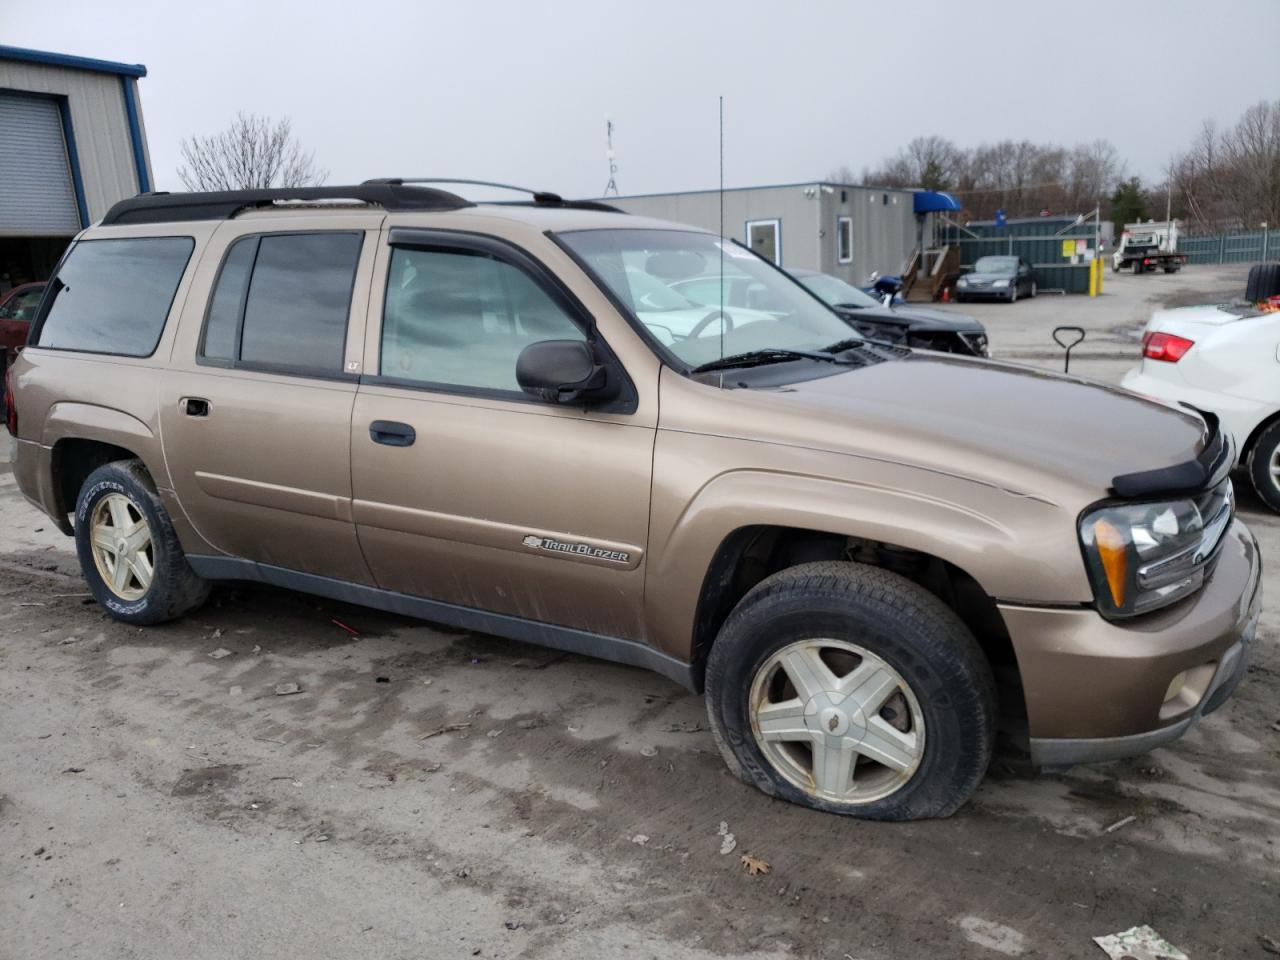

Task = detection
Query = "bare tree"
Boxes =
[862,136,964,191]
[177,113,327,191]
[843,136,1122,219]
[1169,103,1280,230]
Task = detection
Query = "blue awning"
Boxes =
[913,191,961,214]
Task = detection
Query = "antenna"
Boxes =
[603,118,619,196]
[719,95,725,378]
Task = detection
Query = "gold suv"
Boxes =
[6,182,1262,820]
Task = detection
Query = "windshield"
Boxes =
[557,229,858,368]
[974,256,1018,274]
[796,273,880,309]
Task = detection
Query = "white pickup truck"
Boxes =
[1113,220,1188,274]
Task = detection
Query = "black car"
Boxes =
[789,269,989,356]
[954,255,1037,303]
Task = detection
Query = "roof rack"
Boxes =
[100,183,472,226]
[363,178,625,214]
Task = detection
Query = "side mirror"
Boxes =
[516,340,620,406]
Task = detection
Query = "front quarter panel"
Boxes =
[645,372,1091,660]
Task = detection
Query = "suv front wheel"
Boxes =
[74,460,210,625]
[704,561,996,820]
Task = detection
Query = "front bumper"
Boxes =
[955,287,1012,300]
[999,519,1262,768]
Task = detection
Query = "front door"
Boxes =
[159,219,381,584]
[350,229,655,639]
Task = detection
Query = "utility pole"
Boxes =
[603,119,619,197]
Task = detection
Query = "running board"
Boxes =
[185,555,697,691]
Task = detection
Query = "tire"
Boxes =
[1029,280,1037,298]
[1163,265,1179,274]
[1009,286,1018,303]
[704,561,997,821]
[1245,263,1280,302]
[74,459,210,625]
[1247,420,1280,514]
[1133,260,1144,274]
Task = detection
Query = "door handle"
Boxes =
[181,397,210,417]
[369,420,416,447]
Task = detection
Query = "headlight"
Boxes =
[993,279,1009,288]
[1079,482,1233,619]
[957,277,969,286]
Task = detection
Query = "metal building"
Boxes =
[0,45,153,286]
[605,182,919,286]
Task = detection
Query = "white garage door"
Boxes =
[0,93,81,234]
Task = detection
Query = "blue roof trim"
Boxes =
[0,45,146,78]
[913,191,962,213]
[119,76,151,193]
[56,98,90,228]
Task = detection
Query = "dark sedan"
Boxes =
[954,256,1036,303]
[789,269,989,356]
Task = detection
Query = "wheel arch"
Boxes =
[686,524,1023,720]
[1240,408,1280,462]
[43,404,166,535]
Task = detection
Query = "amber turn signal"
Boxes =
[1092,519,1128,608]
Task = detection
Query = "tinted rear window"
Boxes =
[239,233,362,372]
[36,237,194,356]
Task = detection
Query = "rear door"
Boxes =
[159,214,381,584]
[350,227,656,639]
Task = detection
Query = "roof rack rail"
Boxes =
[363,177,626,214]
[100,183,472,226]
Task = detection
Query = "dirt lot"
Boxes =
[2,264,1278,959]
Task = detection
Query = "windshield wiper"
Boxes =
[818,338,867,353]
[691,348,848,374]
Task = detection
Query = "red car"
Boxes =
[0,282,46,368]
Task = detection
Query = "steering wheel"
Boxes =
[687,309,735,340]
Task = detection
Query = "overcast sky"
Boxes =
[5,0,1279,198]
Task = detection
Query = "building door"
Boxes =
[0,93,80,234]
[0,93,81,286]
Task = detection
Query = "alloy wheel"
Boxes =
[90,492,154,601]
[749,639,925,804]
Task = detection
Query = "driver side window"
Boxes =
[380,246,586,393]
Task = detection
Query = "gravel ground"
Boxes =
[2,264,1277,960]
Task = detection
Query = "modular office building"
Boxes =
[605,182,924,286]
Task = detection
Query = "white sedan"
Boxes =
[1122,303,1280,511]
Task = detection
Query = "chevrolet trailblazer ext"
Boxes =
[5,182,1261,820]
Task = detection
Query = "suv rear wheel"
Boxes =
[74,460,210,624]
[704,561,996,820]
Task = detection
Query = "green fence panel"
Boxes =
[940,221,1097,293]
[1176,230,1271,265]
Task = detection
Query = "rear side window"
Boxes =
[200,232,363,375]
[36,237,194,356]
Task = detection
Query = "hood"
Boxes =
[832,303,982,333]
[702,353,1209,503]
[962,271,1014,283]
